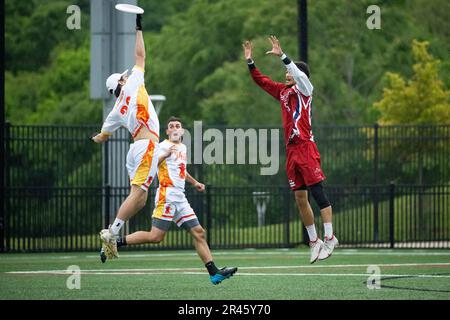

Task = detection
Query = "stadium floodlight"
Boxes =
[253,191,270,227]
[150,95,166,115]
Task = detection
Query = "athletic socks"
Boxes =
[306,224,318,242]
[324,223,333,239]
[110,218,125,235]
[117,236,127,248]
[205,261,219,276]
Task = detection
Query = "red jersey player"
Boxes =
[243,36,338,263]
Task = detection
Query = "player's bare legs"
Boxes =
[125,226,166,245]
[187,225,236,285]
[320,205,332,224]
[307,182,338,261]
[190,225,213,263]
[294,190,323,263]
[116,185,148,222]
[99,185,148,259]
[294,190,314,225]
[112,221,236,285]
[318,204,338,260]
[100,226,166,262]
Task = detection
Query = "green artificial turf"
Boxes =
[1,248,449,300]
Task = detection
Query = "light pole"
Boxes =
[298,0,308,63]
[298,0,310,246]
[150,95,166,116]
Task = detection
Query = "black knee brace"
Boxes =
[309,182,331,209]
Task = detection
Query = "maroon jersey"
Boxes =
[249,61,325,188]
[250,67,314,145]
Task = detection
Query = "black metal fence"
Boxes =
[3,184,449,252]
[2,124,450,252]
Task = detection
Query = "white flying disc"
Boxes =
[115,4,144,14]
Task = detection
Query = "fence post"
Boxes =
[205,184,212,248]
[389,182,395,248]
[102,138,109,229]
[303,192,311,246]
[1,122,10,252]
[104,184,111,228]
[284,187,290,247]
[373,123,379,242]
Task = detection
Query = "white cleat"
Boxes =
[309,238,324,264]
[99,227,119,259]
[318,235,339,261]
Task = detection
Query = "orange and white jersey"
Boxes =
[153,140,196,223]
[156,140,187,201]
[101,65,160,140]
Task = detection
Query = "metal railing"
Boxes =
[2,124,450,252]
[3,184,449,252]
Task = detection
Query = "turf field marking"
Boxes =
[6,262,450,274]
[83,251,450,258]
[5,270,450,279]
[3,250,450,260]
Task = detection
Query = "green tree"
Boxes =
[373,40,449,124]
[372,40,450,185]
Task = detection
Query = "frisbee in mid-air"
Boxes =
[115,3,144,14]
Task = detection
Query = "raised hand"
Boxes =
[161,145,177,159]
[242,40,253,60]
[265,35,283,57]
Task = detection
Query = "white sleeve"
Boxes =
[101,109,121,136]
[284,60,314,96]
[124,65,145,93]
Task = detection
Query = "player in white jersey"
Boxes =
[91,14,160,259]
[108,117,238,285]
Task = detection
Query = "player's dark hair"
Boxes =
[295,61,310,78]
[167,116,183,128]
[113,84,122,98]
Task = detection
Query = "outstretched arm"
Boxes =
[266,35,313,96]
[90,109,120,143]
[135,14,145,70]
[243,40,284,100]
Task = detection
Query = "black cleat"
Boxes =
[100,247,107,263]
[210,267,238,285]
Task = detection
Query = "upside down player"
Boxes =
[243,36,338,263]
[103,117,238,285]
[91,14,160,259]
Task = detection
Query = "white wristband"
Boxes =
[280,53,287,60]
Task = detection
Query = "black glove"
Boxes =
[136,14,142,31]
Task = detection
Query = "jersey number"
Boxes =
[120,96,131,115]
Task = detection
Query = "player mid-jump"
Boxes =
[104,117,238,285]
[243,36,338,263]
[91,14,160,259]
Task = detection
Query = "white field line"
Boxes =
[82,251,450,259]
[6,262,450,275]
[5,271,450,278]
[3,250,450,260]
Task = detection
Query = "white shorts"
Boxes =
[152,191,198,228]
[126,139,159,191]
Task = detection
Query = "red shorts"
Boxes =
[286,140,326,190]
